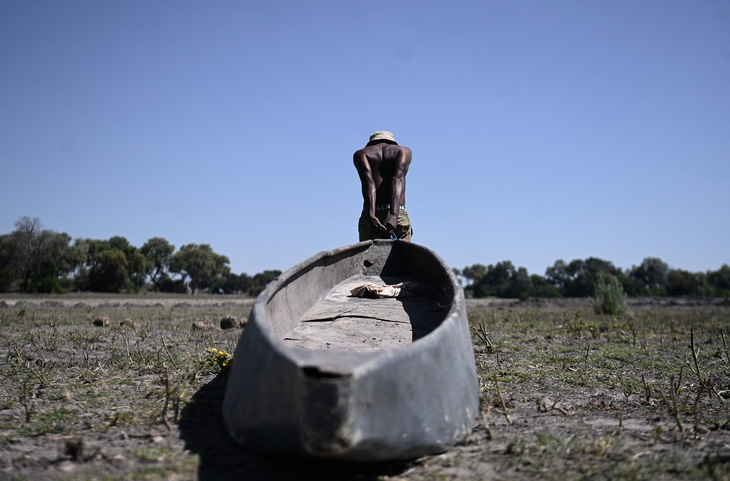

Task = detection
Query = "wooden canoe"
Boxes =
[222,239,479,462]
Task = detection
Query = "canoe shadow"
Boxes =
[178,372,415,481]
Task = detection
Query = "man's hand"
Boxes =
[384,213,398,235]
[369,215,389,235]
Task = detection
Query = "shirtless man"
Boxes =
[354,131,413,241]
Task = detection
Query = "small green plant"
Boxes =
[130,444,178,462]
[16,305,28,320]
[18,407,78,437]
[592,277,627,315]
[471,322,495,353]
[204,348,233,372]
[719,330,730,369]
[564,309,586,338]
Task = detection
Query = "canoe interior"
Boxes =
[262,240,458,356]
[281,274,446,353]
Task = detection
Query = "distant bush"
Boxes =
[592,276,627,315]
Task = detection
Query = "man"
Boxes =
[354,131,413,242]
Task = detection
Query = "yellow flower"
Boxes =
[205,348,233,371]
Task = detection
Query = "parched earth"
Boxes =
[0,294,729,480]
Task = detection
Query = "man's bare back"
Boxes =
[354,131,413,240]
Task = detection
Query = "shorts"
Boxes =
[358,208,413,242]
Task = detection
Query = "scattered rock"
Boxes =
[192,321,220,331]
[111,453,127,465]
[57,460,76,473]
[0,301,7,308]
[93,317,110,327]
[220,316,237,329]
[120,318,139,329]
[220,315,246,329]
[63,437,84,462]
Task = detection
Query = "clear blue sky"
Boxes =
[2,1,729,277]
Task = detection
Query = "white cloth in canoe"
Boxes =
[349,281,420,299]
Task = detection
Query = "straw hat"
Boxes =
[366,131,398,146]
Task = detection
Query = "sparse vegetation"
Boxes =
[0,294,728,480]
[468,298,730,481]
[592,276,628,315]
[0,294,250,479]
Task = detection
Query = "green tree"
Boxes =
[126,250,151,292]
[458,264,487,296]
[473,261,512,297]
[1,217,80,292]
[208,251,232,293]
[169,244,231,294]
[544,258,623,297]
[108,236,130,252]
[31,230,79,293]
[154,273,187,293]
[461,264,487,285]
[666,269,710,296]
[630,257,669,295]
[9,217,45,291]
[526,274,561,298]
[73,237,145,292]
[707,264,730,297]
[88,249,128,292]
[505,266,533,298]
[70,238,92,290]
[222,272,253,294]
[0,235,19,291]
[79,238,112,270]
[470,261,533,298]
[567,258,620,297]
[72,238,111,291]
[545,260,570,294]
[250,270,282,296]
[140,237,175,288]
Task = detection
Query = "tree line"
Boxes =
[456,257,730,299]
[1,217,728,298]
[0,217,280,295]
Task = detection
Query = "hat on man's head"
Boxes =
[366,131,398,146]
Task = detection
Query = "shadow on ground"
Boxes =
[178,372,414,481]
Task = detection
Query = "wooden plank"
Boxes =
[282,276,442,352]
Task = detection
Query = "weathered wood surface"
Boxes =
[282,275,444,352]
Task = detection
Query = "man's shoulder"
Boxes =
[353,144,384,159]
[397,145,412,155]
[353,147,370,164]
[354,143,411,162]
[386,144,412,160]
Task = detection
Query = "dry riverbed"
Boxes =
[1,294,729,480]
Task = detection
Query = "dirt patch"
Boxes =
[1,295,729,480]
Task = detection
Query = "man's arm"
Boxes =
[354,152,387,235]
[384,147,412,233]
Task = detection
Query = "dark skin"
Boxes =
[353,141,412,237]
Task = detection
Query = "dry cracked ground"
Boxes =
[1,293,729,481]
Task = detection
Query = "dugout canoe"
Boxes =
[222,239,479,462]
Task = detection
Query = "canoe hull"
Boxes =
[222,240,479,461]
